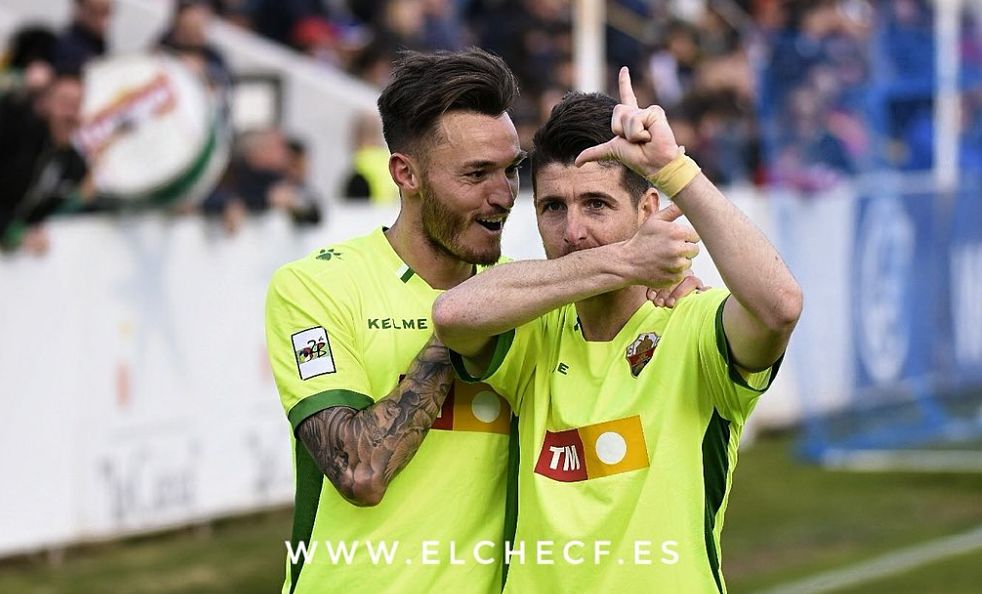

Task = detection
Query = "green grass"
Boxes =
[722,434,982,592]
[829,550,982,594]
[0,513,289,594]
[1,433,980,593]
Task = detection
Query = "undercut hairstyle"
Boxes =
[531,92,652,205]
[377,48,519,158]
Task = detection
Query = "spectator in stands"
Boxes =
[648,20,701,108]
[207,128,321,233]
[762,0,838,118]
[251,0,331,49]
[343,112,400,204]
[877,0,935,168]
[282,137,323,225]
[375,0,429,52]
[604,0,653,76]
[881,0,934,83]
[772,85,855,191]
[348,39,397,87]
[52,0,113,73]
[474,0,570,97]
[697,5,742,58]
[0,72,92,254]
[158,0,231,88]
[0,26,56,95]
[421,0,467,51]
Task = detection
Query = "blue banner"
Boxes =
[851,191,942,392]
[948,185,982,382]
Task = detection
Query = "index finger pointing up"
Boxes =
[618,67,638,108]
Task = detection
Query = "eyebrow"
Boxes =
[461,151,528,170]
[534,190,615,205]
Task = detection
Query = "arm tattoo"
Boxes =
[296,336,454,505]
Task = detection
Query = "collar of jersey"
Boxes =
[371,226,478,292]
[572,300,658,346]
[371,226,422,286]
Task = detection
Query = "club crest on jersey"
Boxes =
[626,332,660,377]
[534,416,649,482]
[292,326,335,380]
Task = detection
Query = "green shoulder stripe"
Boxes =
[713,296,783,394]
[288,389,375,431]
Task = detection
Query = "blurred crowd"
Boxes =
[209,0,982,190]
[0,0,321,256]
[2,0,980,255]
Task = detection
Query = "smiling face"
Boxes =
[534,161,656,259]
[413,110,525,265]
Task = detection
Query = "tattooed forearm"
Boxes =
[296,336,454,506]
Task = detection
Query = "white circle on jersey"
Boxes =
[595,431,627,465]
[472,391,501,423]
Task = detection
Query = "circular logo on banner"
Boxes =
[595,431,628,465]
[856,196,915,383]
[77,53,230,207]
[471,391,502,423]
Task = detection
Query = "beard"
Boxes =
[419,178,503,266]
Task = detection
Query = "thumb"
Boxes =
[575,139,620,167]
[652,203,683,222]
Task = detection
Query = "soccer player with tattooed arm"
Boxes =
[432,69,803,593]
[265,51,702,594]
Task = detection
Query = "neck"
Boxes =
[575,285,648,342]
[385,215,474,290]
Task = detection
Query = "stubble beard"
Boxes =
[419,179,501,266]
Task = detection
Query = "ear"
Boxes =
[389,152,421,195]
[638,187,660,222]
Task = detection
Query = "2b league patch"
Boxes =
[292,326,335,380]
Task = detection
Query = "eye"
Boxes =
[465,170,487,181]
[586,199,607,210]
[539,201,565,213]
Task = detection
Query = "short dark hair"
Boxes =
[531,92,651,204]
[377,48,518,157]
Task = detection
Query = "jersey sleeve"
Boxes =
[448,315,546,413]
[682,288,781,424]
[265,264,374,433]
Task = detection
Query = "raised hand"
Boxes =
[575,67,681,179]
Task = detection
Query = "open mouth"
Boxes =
[476,217,505,232]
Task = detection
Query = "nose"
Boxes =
[487,170,517,210]
[563,207,588,248]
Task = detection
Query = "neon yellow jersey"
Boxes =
[450,289,779,594]
[266,228,514,594]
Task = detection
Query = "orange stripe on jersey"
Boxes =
[580,416,649,478]
[451,381,510,434]
[425,378,510,434]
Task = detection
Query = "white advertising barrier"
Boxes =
[0,194,806,556]
[0,206,399,557]
[767,188,856,421]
